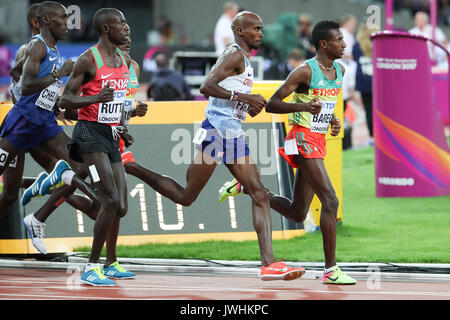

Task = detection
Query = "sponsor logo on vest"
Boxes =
[312,88,340,96]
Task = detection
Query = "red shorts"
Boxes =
[118,135,136,165]
[278,125,327,168]
[119,135,125,154]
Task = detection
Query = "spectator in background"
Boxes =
[147,52,193,101]
[338,14,358,149]
[409,11,448,68]
[265,48,304,80]
[143,16,174,74]
[336,15,357,149]
[0,33,12,77]
[438,0,450,26]
[341,55,356,150]
[339,14,357,60]
[214,1,239,55]
[353,23,379,145]
[158,15,175,46]
[297,14,315,59]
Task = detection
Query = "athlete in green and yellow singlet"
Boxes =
[219,20,356,285]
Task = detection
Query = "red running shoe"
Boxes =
[260,260,306,281]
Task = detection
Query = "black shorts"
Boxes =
[68,120,121,163]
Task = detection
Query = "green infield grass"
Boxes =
[76,146,450,263]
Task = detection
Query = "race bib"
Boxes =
[192,127,207,145]
[98,89,126,124]
[284,139,299,155]
[232,101,249,122]
[310,101,336,133]
[122,98,135,125]
[8,155,18,168]
[35,80,62,111]
[0,147,9,166]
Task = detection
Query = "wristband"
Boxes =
[229,90,234,100]
[51,69,61,80]
[231,90,239,101]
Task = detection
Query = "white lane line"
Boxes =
[1,285,449,298]
[0,293,157,300]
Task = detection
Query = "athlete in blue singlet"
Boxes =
[0,2,100,254]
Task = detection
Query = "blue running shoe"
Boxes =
[81,266,116,286]
[39,160,71,196]
[21,172,48,206]
[104,261,136,279]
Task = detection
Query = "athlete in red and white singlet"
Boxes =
[58,8,133,286]
[79,44,129,126]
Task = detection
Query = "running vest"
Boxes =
[10,36,35,102]
[79,45,129,126]
[122,63,139,126]
[288,58,343,134]
[204,44,254,139]
[13,34,63,127]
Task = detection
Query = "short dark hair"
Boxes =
[93,8,120,35]
[311,20,340,50]
[27,3,41,28]
[36,1,61,24]
[154,52,169,68]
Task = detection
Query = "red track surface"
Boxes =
[0,267,449,300]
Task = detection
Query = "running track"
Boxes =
[1,267,449,300]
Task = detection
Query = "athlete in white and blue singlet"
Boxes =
[115,11,306,281]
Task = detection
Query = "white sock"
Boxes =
[32,214,44,225]
[61,170,75,185]
[84,263,102,272]
[324,265,337,274]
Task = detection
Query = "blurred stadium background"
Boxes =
[0,0,449,105]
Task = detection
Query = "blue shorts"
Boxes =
[195,119,250,164]
[0,108,63,151]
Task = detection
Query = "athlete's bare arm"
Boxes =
[130,59,139,78]
[21,39,73,96]
[128,59,148,117]
[58,51,114,110]
[10,44,27,82]
[10,40,36,82]
[200,47,266,116]
[267,64,321,115]
[20,40,54,96]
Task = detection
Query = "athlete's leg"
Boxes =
[225,157,275,267]
[269,168,315,223]
[65,194,100,221]
[0,151,25,213]
[81,152,126,264]
[124,150,217,207]
[28,146,100,221]
[29,148,58,172]
[104,160,128,267]
[293,155,339,269]
[0,138,21,176]
[33,131,101,222]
